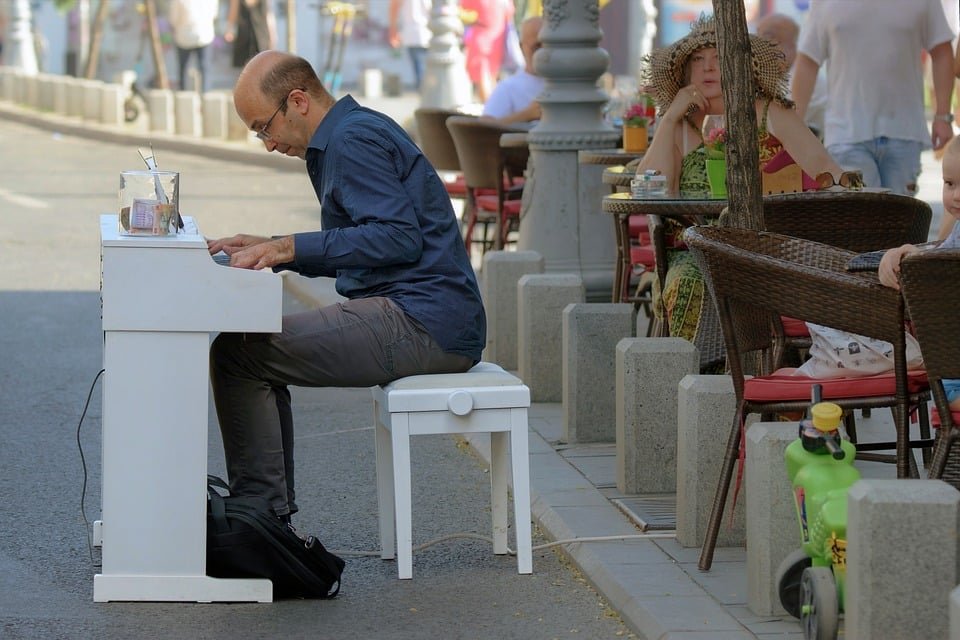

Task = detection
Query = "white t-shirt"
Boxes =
[398,0,431,48]
[168,0,218,49]
[482,70,545,120]
[798,0,955,146]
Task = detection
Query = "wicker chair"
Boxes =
[900,248,960,488]
[413,107,470,197]
[685,226,932,570]
[762,190,932,374]
[446,116,529,255]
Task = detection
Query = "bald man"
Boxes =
[207,51,485,521]
[482,16,545,125]
[756,12,826,137]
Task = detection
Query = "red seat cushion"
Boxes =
[930,407,960,428]
[628,214,649,236]
[441,174,468,198]
[476,195,522,216]
[630,245,655,269]
[780,316,810,338]
[744,367,928,403]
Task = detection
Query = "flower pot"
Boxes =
[623,125,648,153]
[705,157,727,197]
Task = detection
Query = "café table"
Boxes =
[602,190,728,367]
[578,148,646,167]
[602,165,634,192]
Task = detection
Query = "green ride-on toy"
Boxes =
[775,395,860,640]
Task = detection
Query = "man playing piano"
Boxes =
[206,51,485,524]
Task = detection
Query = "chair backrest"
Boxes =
[901,248,960,385]
[414,107,469,172]
[685,226,908,396]
[761,191,932,252]
[446,116,530,194]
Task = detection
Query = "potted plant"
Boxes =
[622,101,651,153]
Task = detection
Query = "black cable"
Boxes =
[76,368,104,568]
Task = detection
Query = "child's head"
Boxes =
[943,136,960,223]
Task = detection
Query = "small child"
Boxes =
[878,134,960,411]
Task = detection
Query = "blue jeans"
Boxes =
[827,138,924,196]
[407,46,428,89]
[943,379,960,405]
[177,45,210,93]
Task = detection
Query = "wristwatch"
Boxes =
[933,113,954,123]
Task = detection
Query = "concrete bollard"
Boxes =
[676,374,743,548]
[224,92,253,142]
[517,274,584,403]
[81,79,102,121]
[361,68,383,98]
[38,75,55,112]
[745,422,797,616]
[201,92,229,139]
[67,77,85,118]
[480,250,543,371]
[100,84,125,127]
[846,479,960,640]
[174,91,201,137]
[23,74,39,109]
[147,89,175,134]
[0,68,12,101]
[53,76,69,116]
[615,338,698,494]
[562,303,635,443]
[950,586,960,640]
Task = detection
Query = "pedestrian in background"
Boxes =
[481,15,544,125]
[168,0,219,93]
[225,0,277,70]
[460,0,514,103]
[791,0,956,196]
[388,0,431,90]
[755,12,827,138]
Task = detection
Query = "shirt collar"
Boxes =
[307,94,360,153]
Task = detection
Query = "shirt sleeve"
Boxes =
[482,79,513,119]
[939,220,960,248]
[291,126,425,272]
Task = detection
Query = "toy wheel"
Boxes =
[800,566,839,640]
[775,549,811,618]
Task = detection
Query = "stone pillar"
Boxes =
[481,250,544,370]
[745,423,797,616]
[676,374,743,548]
[846,479,960,640]
[518,0,620,301]
[562,303,635,443]
[616,338,698,494]
[419,0,471,109]
[517,273,584,402]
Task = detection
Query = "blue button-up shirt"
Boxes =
[286,95,485,360]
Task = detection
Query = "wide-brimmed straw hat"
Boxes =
[641,14,792,114]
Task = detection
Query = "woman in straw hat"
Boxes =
[636,14,842,369]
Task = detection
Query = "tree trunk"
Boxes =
[83,0,110,79]
[144,0,169,90]
[713,0,763,230]
[286,0,297,52]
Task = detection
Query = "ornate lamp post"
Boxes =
[420,0,471,108]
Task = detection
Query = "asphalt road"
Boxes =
[0,118,634,639]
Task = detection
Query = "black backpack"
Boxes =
[206,475,345,599]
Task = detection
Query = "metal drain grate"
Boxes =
[612,495,677,531]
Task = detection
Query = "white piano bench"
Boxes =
[371,361,533,580]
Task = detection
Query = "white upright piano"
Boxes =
[96,215,282,602]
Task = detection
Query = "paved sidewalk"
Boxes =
[1,88,948,640]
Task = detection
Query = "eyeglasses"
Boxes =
[815,170,865,190]
[255,89,302,141]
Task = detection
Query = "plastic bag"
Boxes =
[794,322,924,378]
